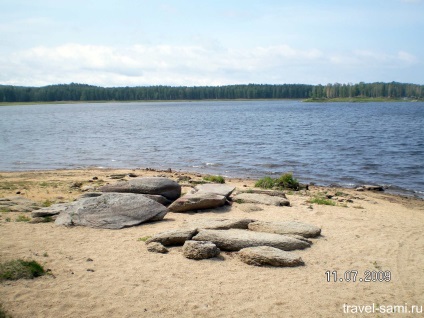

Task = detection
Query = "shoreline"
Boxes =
[1,168,424,317]
[1,167,422,201]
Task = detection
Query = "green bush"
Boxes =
[255,173,300,190]
[275,173,300,190]
[254,176,275,189]
[0,259,45,281]
[203,175,225,184]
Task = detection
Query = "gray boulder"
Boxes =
[31,203,71,218]
[192,229,310,251]
[146,228,198,246]
[189,184,235,198]
[182,218,255,230]
[232,193,290,206]
[168,193,226,212]
[54,193,167,229]
[182,241,220,260]
[238,246,304,267]
[146,242,169,254]
[248,221,321,238]
[99,177,181,200]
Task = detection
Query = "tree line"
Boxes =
[0,82,423,102]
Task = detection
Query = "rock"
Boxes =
[79,192,103,198]
[238,246,304,267]
[237,204,263,212]
[182,218,255,230]
[29,215,57,223]
[188,184,235,198]
[232,193,290,206]
[146,229,198,246]
[168,193,226,212]
[143,194,172,206]
[182,241,220,260]
[146,242,169,254]
[192,229,310,251]
[0,197,39,212]
[81,185,96,192]
[362,185,384,191]
[99,177,181,200]
[55,193,167,229]
[248,221,321,238]
[31,203,71,217]
[355,187,365,192]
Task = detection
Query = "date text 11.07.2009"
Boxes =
[325,270,391,283]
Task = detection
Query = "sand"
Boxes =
[0,169,423,318]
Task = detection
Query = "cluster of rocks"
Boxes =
[145,218,321,267]
[50,177,293,229]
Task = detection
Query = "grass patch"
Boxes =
[41,199,54,207]
[0,259,45,281]
[309,195,336,206]
[137,236,151,242]
[203,175,225,184]
[335,191,348,197]
[5,217,11,222]
[15,215,30,222]
[234,199,245,204]
[254,176,275,189]
[0,207,11,213]
[0,303,12,318]
[255,173,300,190]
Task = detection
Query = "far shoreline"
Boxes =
[1,97,423,106]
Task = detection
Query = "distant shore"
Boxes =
[1,97,423,106]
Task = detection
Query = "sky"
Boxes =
[0,0,423,87]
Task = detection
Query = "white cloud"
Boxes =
[0,43,420,87]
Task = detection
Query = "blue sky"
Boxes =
[0,0,423,87]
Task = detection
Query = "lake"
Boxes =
[0,100,423,198]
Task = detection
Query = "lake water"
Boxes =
[0,100,423,198]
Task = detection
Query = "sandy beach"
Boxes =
[1,168,423,318]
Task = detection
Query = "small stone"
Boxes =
[86,258,93,262]
[146,242,169,254]
[182,241,220,260]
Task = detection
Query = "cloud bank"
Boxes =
[0,43,420,87]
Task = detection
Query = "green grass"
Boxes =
[41,199,54,207]
[254,176,275,189]
[0,259,45,281]
[255,173,300,190]
[137,236,152,242]
[309,196,336,206]
[0,303,12,318]
[203,175,225,184]
[0,207,11,213]
[15,215,31,222]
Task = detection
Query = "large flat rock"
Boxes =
[238,246,304,267]
[31,203,71,217]
[168,193,226,212]
[248,221,321,238]
[99,177,181,200]
[189,184,235,198]
[233,193,290,206]
[182,218,255,230]
[192,229,310,251]
[55,193,167,229]
[146,228,198,246]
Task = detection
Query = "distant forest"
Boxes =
[0,82,423,102]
